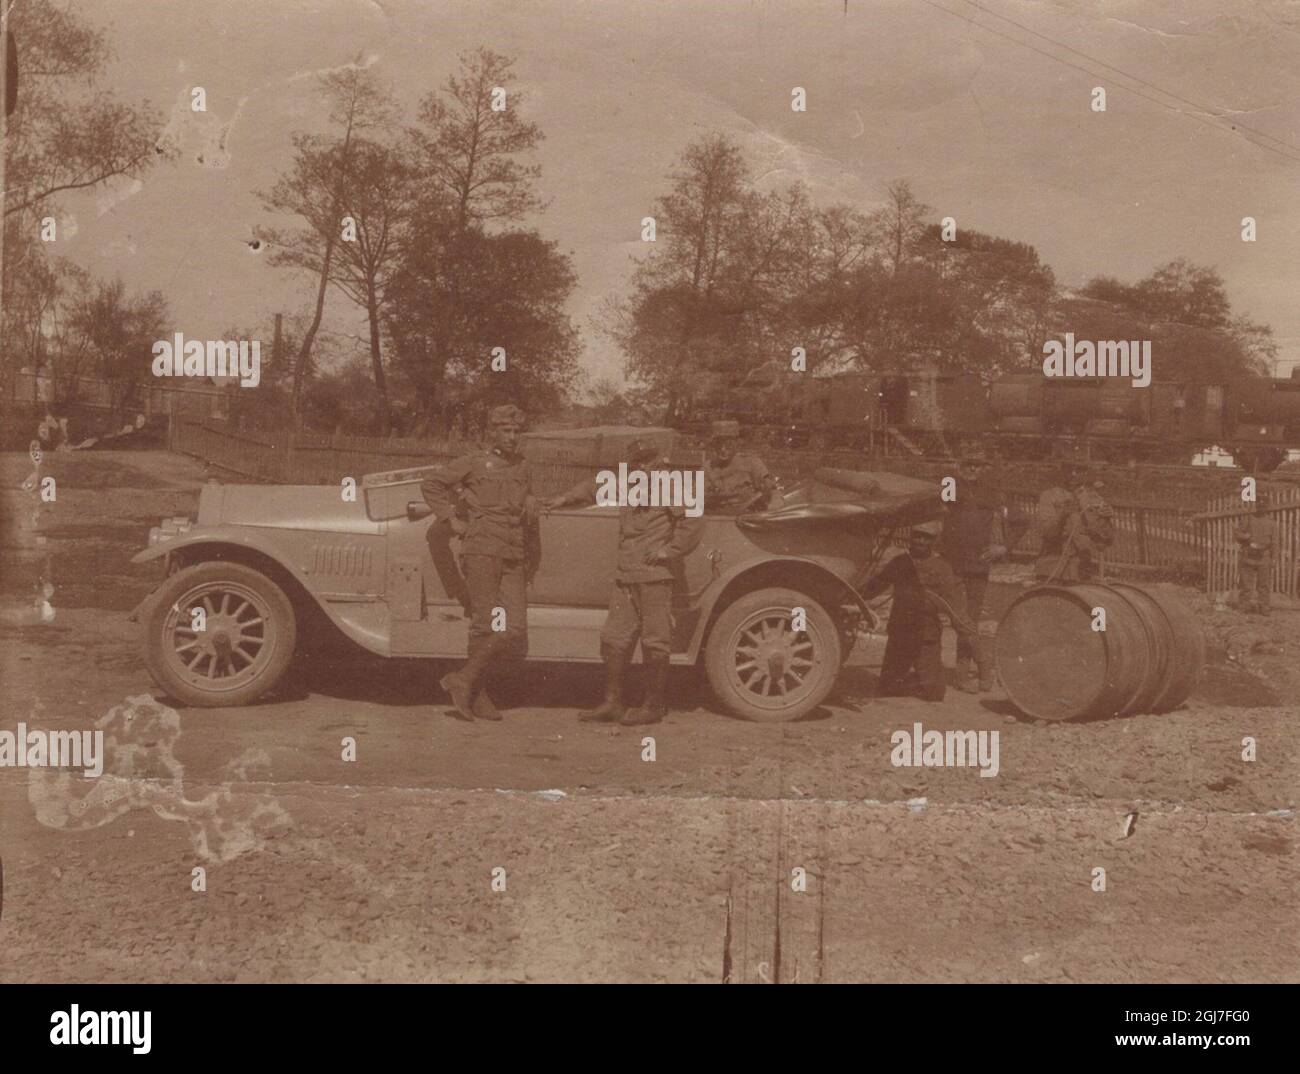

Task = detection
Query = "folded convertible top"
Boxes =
[735,467,939,532]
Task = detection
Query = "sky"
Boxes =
[49,0,1300,385]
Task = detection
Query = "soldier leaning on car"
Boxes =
[1235,493,1276,615]
[705,419,780,514]
[938,457,1007,693]
[545,439,704,726]
[421,404,538,722]
[863,519,973,703]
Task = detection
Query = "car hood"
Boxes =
[198,483,384,535]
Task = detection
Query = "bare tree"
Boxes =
[258,66,395,430]
[4,0,168,219]
[410,47,543,231]
[870,179,930,275]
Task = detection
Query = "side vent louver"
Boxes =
[312,544,373,577]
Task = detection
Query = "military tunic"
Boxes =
[863,550,971,702]
[706,454,775,514]
[1034,485,1113,583]
[939,492,1007,665]
[422,447,536,657]
[555,474,704,657]
[1234,514,1277,614]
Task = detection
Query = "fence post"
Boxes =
[1135,507,1149,567]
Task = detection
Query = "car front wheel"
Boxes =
[704,587,842,723]
[142,561,297,707]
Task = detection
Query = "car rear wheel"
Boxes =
[704,587,842,723]
[142,561,297,708]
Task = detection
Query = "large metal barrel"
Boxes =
[995,583,1204,721]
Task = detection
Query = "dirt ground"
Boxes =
[0,450,1295,982]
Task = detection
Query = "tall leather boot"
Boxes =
[581,645,628,723]
[620,652,669,726]
[441,636,496,721]
[975,634,996,692]
[470,682,503,721]
[956,656,978,694]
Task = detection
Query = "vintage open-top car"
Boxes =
[131,446,937,722]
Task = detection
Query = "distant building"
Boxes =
[1191,444,1237,468]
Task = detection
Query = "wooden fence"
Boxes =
[998,489,1203,574]
[169,418,602,497]
[13,369,230,420]
[1197,484,1300,600]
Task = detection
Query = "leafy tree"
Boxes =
[2,0,170,387]
[611,134,816,423]
[385,221,580,434]
[1133,258,1231,330]
[1077,259,1274,380]
[70,277,169,419]
[0,227,91,389]
[386,47,573,436]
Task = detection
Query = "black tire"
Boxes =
[703,587,842,723]
[142,561,297,708]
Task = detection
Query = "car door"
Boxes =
[528,506,620,607]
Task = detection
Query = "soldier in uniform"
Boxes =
[421,404,537,721]
[862,519,973,702]
[1235,493,1276,615]
[1035,464,1114,583]
[705,419,779,514]
[546,439,704,725]
[939,458,1007,692]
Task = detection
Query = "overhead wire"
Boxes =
[914,0,1300,166]
[958,0,1299,155]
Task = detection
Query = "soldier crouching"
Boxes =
[863,519,974,702]
[546,439,704,725]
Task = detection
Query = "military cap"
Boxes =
[710,420,741,440]
[911,519,943,537]
[489,403,526,428]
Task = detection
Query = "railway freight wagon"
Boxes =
[693,366,1300,469]
[1232,375,1300,448]
[788,371,987,451]
[989,376,1226,461]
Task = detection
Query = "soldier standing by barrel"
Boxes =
[545,439,704,725]
[1235,493,1276,615]
[705,420,779,514]
[939,458,1007,692]
[863,519,974,702]
[421,404,537,722]
[1035,464,1115,583]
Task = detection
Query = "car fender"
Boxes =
[130,528,392,656]
[684,555,875,661]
